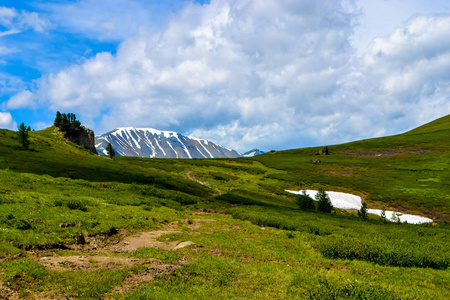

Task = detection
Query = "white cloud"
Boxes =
[0,7,17,27]
[28,0,357,151]
[45,0,186,41]
[0,111,17,130]
[10,0,450,151]
[0,6,50,36]
[5,90,36,110]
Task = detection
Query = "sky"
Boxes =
[1,0,450,153]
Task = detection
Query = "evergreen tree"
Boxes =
[380,209,387,223]
[54,111,62,127]
[18,123,30,150]
[358,202,369,220]
[316,188,333,213]
[106,143,115,159]
[297,190,315,210]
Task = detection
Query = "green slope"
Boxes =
[0,117,449,299]
[251,114,450,220]
[405,114,450,135]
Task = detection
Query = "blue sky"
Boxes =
[1,0,450,152]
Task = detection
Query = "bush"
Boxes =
[296,190,315,210]
[318,238,449,270]
[66,200,88,212]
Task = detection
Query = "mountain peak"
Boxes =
[96,127,241,159]
[242,149,265,157]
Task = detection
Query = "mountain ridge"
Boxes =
[95,127,241,159]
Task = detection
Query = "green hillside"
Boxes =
[251,115,450,220]
[0,117,449,299]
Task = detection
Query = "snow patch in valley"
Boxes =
[286,190,433,224]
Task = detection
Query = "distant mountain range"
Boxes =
[95,127,242,159]
[242,149,266,157]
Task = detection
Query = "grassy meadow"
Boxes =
[0,115,449,299]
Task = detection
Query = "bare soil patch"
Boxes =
[187,218,216,230]
[109,230,182,252]
[0,273,20,300]
[35,255,146,271]
[107,261,182,297]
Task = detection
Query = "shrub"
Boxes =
[66,200,88,212]
[318,238,449,269]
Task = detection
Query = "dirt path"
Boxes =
[186,170,209,186]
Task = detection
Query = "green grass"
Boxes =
[0,116,449,298]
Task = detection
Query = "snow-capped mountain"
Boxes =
[95,127,241,159]
[242,149,265,157]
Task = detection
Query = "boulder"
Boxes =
[65,126,98,154]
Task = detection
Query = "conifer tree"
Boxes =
[316,188,333,213]
[18,123,30,150]
[297,190,315,210]
[106,143,115,159]
[358,202,369,220]
[54,111,62,127]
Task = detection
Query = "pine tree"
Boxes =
[54,111,62,127]
[297,190,315,210]
[316,188,333,213]
[106,143,115,159]
[358,202,369,220]
[18,123,30,150]
[380,209,387,223]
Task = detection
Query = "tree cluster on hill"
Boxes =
[54,112,81,134]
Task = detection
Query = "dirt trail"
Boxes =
[186,171,209,186]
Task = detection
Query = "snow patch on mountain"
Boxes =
[242,149,265,157]
[96,127,241,159]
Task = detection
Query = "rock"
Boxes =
[173,241,195,250]
[65,126,98,154]
[319,146,329,155]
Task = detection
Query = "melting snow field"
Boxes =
[286,190,433,224]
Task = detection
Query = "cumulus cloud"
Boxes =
[0,111,17,130]
[9,0,450,151]
[4,90,36,110]
[359,15,450,129]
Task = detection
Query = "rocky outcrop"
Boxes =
[65,126,98,154]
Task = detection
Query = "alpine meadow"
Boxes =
[0,114,449,299]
